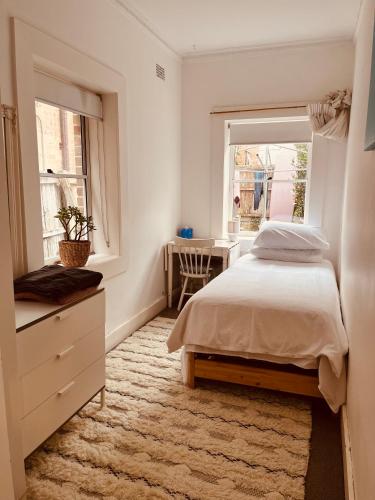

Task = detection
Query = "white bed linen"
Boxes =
[167,254,348,412]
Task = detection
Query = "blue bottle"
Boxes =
[179,226,193,238]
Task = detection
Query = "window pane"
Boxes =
[40,177,88,260]
[232,143,310,232]
[35,100,89,261]
[35,101,84,175]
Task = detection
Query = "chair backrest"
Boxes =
[175,237,215,276]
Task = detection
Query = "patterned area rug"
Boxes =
[26,317,312,500]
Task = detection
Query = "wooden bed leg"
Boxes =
[187,352,195,388]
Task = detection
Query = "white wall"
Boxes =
[182,42,354,269]
[0,0,182,338]
[309,136,348,272]
[340,0,375,498]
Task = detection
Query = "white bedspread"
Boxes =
[167,254,348,412]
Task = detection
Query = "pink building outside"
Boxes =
[269,146,298,222]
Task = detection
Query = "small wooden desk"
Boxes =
[165,239,240,308]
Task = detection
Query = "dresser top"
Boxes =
[15,288,104,332]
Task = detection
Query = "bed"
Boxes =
[167,254,348,412]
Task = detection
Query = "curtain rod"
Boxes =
[210,105,308,115]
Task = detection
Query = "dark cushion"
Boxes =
[14,265,103,303]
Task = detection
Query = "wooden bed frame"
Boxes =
[186,351,323,398]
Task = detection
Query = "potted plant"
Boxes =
[55,206,95,267]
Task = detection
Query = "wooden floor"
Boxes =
[159,307,345,500]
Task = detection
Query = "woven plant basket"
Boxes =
[59,240,91,267]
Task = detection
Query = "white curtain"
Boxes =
[307,89,352,142]
[1,105,27,277]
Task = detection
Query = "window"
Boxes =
[35,101,91,260]
[13,21,127,278]
[230,142,312,233]
[31,70,107,265]
[227,116,312,234]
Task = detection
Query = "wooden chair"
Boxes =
[175,236,215,311]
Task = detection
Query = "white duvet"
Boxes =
[167,254,348,412]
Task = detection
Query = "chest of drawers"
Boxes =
[15,289,106,458]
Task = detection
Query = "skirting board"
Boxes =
[341,404,356,500]
[105,295,167,353]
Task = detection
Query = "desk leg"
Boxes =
[222,250,228,271]
[168,248,173,308]
[100,387,106,408]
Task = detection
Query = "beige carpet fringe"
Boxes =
[25,317,312,500]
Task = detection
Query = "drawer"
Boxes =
[21,326,104,417]
[17,291,105,376]
[22,356,105,458]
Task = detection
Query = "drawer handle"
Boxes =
[56,345,75,359]
[57,381,75,396]
[55,311,72,321]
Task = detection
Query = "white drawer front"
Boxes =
[17,292,105,376]
[22,356,105,458]
[21,327,104,417]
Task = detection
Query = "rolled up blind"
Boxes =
[33,70,102,120]
[229,117,312,145]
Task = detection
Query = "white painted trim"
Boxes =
[184,38,354,62]
[353,0,366,43]
[105,296,167,352]
[107,4,354,61]
[341,404,356,500]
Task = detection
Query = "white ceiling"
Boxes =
[117,0,361,57]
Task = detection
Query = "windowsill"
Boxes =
[86,253,117,267]
[85,253,126,280]
[44,252,127,281]
[224,234,257,244]
[235,234,257,255]
[238,234,257,241]
[225,230,258,240]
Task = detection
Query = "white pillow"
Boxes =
[251,247,323,263]
[253,221,329,251]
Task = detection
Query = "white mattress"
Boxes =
[167,254,348,412]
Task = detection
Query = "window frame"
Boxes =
[209,106,316,240]
[13,19,128,279]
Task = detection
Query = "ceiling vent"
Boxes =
[156,63,166,81]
